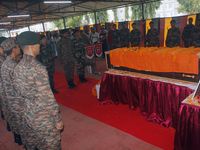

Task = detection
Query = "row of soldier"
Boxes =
[0,31,64,149]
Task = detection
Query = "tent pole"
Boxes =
[142,2,146,47]
[63,17,66,29]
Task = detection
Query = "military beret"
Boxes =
[73,29,79,34]
[132,22,136,26]
[1,38,18,52]
[40,34,46,40]
[170,20,176,23]
[149,21,154,24]
[17,31,40,45]
[188,17,193,20]
[0,37,7,45]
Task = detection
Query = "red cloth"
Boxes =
[108,30,112,43]
[99,72,194,128]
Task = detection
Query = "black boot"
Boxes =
[1,110,4,120]
[71,80,77,87]
[68,80,73,89]
[82,76,88,82]
[7,122,11,131]
[51,88,59,93]
[79,75,88,83]
[14,132,23,145]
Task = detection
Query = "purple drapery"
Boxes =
[99,73,194,128]
[174,103,200,150]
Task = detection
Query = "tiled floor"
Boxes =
[0,105,162,150]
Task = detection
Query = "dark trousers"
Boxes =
[102,44,108,58]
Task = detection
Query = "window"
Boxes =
[169,4,172,8]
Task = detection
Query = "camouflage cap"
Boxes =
[17,31,40,45]
[1,38,18,52]
[40,34,46,40]
[170,20,176,23]
[0,37,7,45]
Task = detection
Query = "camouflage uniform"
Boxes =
[182,24,195,47]
[57,38,75,82]
[72,37,86,77]
[145,28,159,47]
[112,29,120,49]
[0,53,5,113]
[81,34,90,45]
[120,28,130,47]
[191,27,200,47]
[13,54,62,150]
[166,27,181,48]
[130,29,141,47]
[39,43,55,90]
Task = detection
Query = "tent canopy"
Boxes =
[0,0,159,30]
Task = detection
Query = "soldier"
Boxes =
[1,38,23,145]
[72,29,88,83]
[182,18,195,48]
[39,35,59,93]
[57,29,77,89]
[145,21,159,47]
[13,31,63,150]
[191,19,200,47]
[80,30,90,45]
[166,20,181,48]
[130,22,141,47]
[119,22,130,47]
[112,24,120,49]
[0,37,7,120]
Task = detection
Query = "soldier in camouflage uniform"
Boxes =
[120,22,130,48]
[130,22,141,47]
[191,19,200,47]
[1,38,23,145]
[145,21,159,47]
[57,29,77,89]
[80,30,90,45]
[112,24,120,49]
[0,37,7,120]
[39,35,59,93]
[72,29,88,83]
[182,18,195,48]
[166,20,181,48]
[13,31,63,150]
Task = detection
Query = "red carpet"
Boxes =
[54,72,175,150]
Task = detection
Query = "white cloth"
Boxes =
[90,32,99,44]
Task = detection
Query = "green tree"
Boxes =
[89,10,108,24]
[112,8,119,21]
[85,14,90,24]
[177,0,200,14]
[53,19,64,29]
[130,1,161,20]
[125,6,129,20]
[65,15,83,27]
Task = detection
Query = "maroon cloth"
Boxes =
[108,30,112,43]
[99,73,194,128]
[174,103,200,150]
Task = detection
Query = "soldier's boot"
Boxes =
[1,110,5,120]
[14,132,23,145]
[68,80,73,89]
[51,87,59,93]
[7,122,11,131]
[71,79,77,87]
[80,75,88,83]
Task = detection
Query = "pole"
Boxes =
[9,30,11,37]
[63,17,66,29]
[42,22,45,32]
[28,25,30,31]
[142,2,146,47]
[94,10,97,31]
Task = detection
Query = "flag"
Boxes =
[85,44,94,59]
[94,43,102,57]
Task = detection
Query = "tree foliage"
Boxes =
[53,19,64,29]
[177,0,200,14]
[112,8,119,21]
[65,15,83,27]
[84,14,90,24]
[130,1,161,20]
[125,6,129,20]
[90,10,108,24]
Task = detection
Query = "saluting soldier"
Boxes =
[191,19,200,47]
[13,31,63,150]
[0,37,7,120]
[120,22,130,47]
[72,29,88,83]
[130,22,141,47]
[145,21,159,47]
[112,24,120,49]
[1,38,23,146]
[166,20,181,48]
[57,29,77,89]
[182,18,195,47]
[39,35,59,93]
